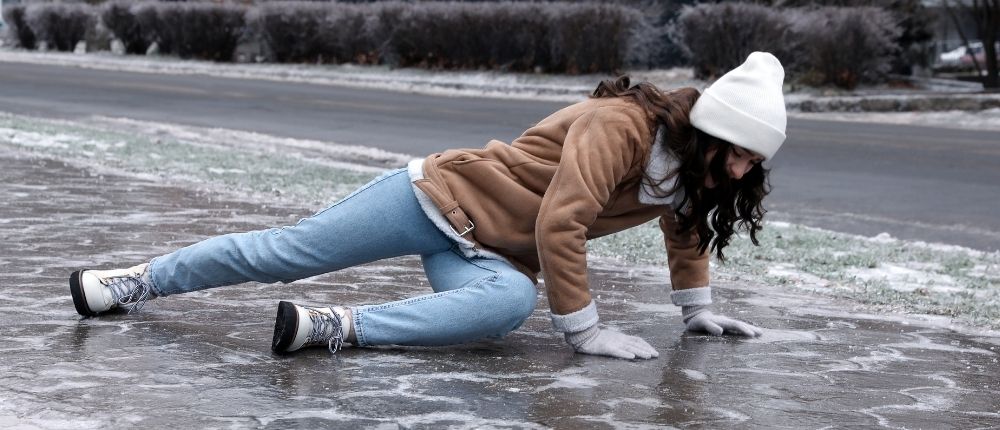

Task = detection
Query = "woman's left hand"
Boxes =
[682,305,763,337]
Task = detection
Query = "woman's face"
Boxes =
[703,144,765,189]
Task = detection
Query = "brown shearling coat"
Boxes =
[416,97,710,316]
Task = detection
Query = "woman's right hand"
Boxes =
[564,323,659,360]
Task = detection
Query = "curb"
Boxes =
[788,93,1000,113]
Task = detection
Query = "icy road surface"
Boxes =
[1,145,998,428]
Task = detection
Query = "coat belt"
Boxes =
[413,178,477,243]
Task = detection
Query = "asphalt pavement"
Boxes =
[1,142,998,428]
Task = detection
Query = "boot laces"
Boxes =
[102,274,153,314]
[304,307,344,354]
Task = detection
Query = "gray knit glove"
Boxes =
[682,305,763,337]
[565,323,659,360]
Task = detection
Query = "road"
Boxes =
[1,60,997,250]
[1,149,997,428]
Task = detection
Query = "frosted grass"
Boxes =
[4,112,998,330]
[0,113,381,208]
[589,220,1000,329]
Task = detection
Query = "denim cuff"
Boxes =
[670,286,712,306]
[550,300,599,333]
[144,257,167,297]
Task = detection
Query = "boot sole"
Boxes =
[69,270,96,317]
[271,301,299,354]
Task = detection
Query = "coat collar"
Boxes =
[638,125,686,208]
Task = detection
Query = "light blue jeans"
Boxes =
[147,169,538,347]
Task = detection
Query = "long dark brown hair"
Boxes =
[592,76,770,261]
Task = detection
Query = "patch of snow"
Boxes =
[767,263,833,287]
[536,372,599,392]
[87,116,414,169]
[749,329,823,343]
[884,333,996,355]
[846,263,962,294]
[680,369,707,381]
[790,108,1000,133]
[206,167,247,175]
[601,397,664,409]
[871,232,894,242]
[793,305,1000,339]
[704,407,751,423]
[766,220,794,229]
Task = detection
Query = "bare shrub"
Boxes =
[25,3,95,52]
[795,7,901,89]
[487,3,551,71]
[382,1,641,73]
[156,3,246,61]
[131,3,161,53]
[772,0,934,75]
[325,4,384,64]
[623,0,675,69]
[101,1,152,55]
[252,3,335,63]
[675,2,798,79]
[677,3,901,88]
[548,3,642,74]
[251,2,388,64]
[387,2,503,69]
[388,2,499,69]
[2,4,37,49]
[5,0,654,73]
[300,1,553,71]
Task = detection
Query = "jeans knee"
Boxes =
[513,280,537,322]
[495,274,537,332]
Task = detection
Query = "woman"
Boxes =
[69,52,785,360]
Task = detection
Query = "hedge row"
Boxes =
[676,3,902,89]
[102,2,245,61]
[2,2,94,52]
[3,1,646,74]
[2,1,910,88]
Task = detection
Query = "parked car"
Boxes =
[938,41,1000,70]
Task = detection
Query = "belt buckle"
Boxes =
[451,219,475,237]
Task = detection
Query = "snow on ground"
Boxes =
[791,108,1000,132]
[0,112,386,209]
[590,218,1000,331]
[3,49,999,132]
[2,112,997,335]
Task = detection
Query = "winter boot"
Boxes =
[69,263,156,316]
[271,301,352,354]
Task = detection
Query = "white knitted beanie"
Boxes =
[689,52,787,160]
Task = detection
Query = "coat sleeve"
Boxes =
[536,107,644,318]
[659,213,712,306]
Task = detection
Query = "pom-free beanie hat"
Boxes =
[689,51,787,160]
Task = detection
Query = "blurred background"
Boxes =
[0,0,997,90]
[1,3,999,427]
